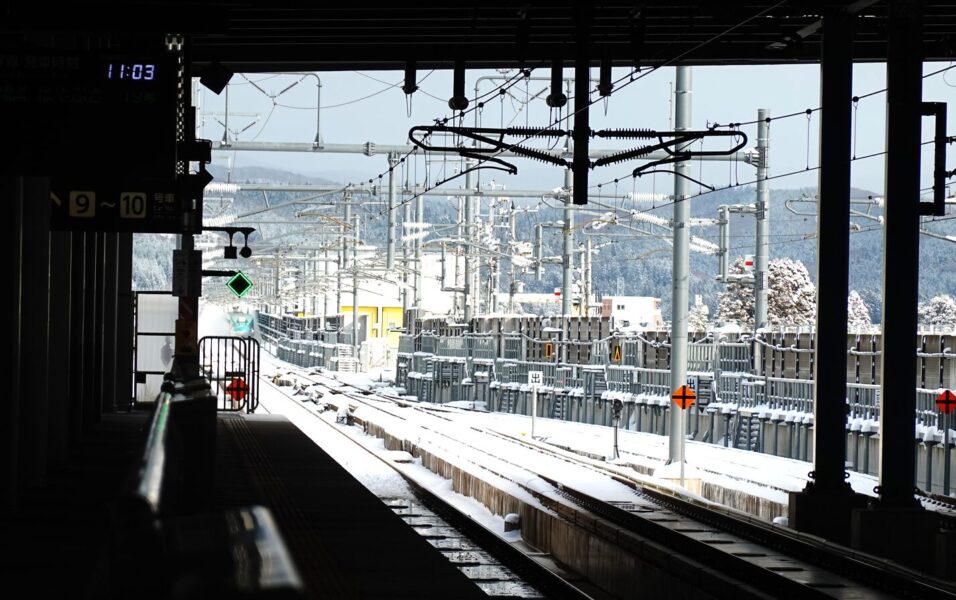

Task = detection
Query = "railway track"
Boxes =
[259,373,592,600]
[269,365,956,599]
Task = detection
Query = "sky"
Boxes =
[197,61,955,199]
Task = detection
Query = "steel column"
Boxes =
[562,168,574,316]
[69,232,87,438]
[572,2,591,206]
[386,153,398,270]
[415,194,424,311]
[402,198,412,330]
[464,166,474,323]
[115,233,134,411]
[3,176,24,508]
[878,0,923,509]
[812,11,854,494]
[353,215,360,361]
[101,233,118,412]
[83,233,100,427]
[48,230,72,458]
[754,109,771,330]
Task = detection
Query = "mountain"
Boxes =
[133,167,956,324]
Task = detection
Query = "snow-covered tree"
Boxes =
[715,258,753,325]
[918,294,956,327]
[847,290,872,332]
[716,257,817,328]
[688,295,710,331]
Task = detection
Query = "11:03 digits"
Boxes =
[105,63,156,81]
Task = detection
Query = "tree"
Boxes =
[918,294,956,327]
[847,290,872,332]
[688,295,710,331]
[716,257,817,328]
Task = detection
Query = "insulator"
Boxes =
[593,144,656,167]
[506,127,568,137]
[595,128,656,138]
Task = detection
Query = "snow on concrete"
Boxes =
[257,348,892,523]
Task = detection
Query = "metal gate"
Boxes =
[199,336,261,413]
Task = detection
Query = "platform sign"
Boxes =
[937,389,956,414]
[50,180,183,232]
[686,375,699,393]
[672,385,696,410]
[2,45,179,177]
[686,375,705,406]
[528,370,544,387]
[227,271,254,298]
[544,342,554,359]
[226,378,248,402]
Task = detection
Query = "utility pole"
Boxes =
[668,65,692,468]
[337,191,352,317]
[562,168,574,316]
[755,108,771,330]
[509,208,517,312]
[386,152,398,270]
[464,163,475,324]
[402,198,411,332]
[322,246,330,329]
[414,193,424,311]
[352,215,360,361]
[488,201,498,313]
[584,237,593,317]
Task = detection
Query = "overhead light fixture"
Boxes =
[402,61,418,95]
[200,61,234,95]
[448,59,469,111]
[546,58,567,108]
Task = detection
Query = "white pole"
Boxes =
[670,65,692,468]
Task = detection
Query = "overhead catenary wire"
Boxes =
[377,2,791,219]
[588,63,956,193]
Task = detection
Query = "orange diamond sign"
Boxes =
[937,389,956,414]
[672,385,696,410]
[226,378,248,401]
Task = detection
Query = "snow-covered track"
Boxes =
[277,366,956,599]
[261,374,591,600]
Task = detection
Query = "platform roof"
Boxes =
[5,2,956,73]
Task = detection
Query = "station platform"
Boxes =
[2,412,151,597]
[3,409,488,600]
[214,412,489,599]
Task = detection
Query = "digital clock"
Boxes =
[105,63,156,81]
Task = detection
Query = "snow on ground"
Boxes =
[258,352,521,538]
[259,348,887,522]
[258,378,412,498]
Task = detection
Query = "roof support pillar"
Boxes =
[789,7,865,547]
[877,0,924,511]
[850,0,938,573]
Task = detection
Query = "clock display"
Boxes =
[105,63,156,81]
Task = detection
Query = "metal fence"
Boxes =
[199,336,260,413]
